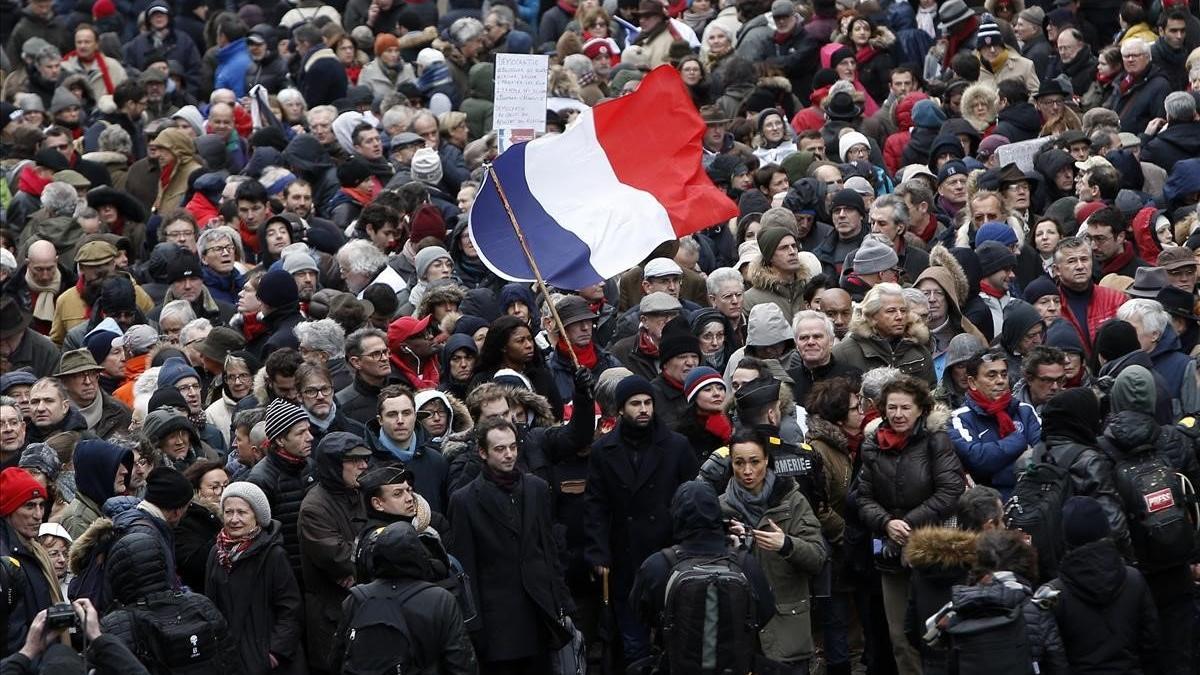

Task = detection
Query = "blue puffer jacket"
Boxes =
[214,38,252,97]
[948,395,1041,499]
[1149,323,1192,404]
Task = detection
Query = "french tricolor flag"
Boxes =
[468,66,738,290]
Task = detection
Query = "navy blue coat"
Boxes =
[948,395,1041,499]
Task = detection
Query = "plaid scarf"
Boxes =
[214,526,260,572]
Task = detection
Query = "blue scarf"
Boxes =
[376,428,417,462]
[417,62,454,94]
[308,401,338,431]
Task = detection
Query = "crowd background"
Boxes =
[2,0,1200,672]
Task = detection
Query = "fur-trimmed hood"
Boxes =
[756,75,793,94]
[960,83,998,132]
[69,516,115,575]
[417,283,466,320]
[507,385,556,429]
[80,150,129,167]
[905,526,977,568]
[849,307,931,347]
[916,244,970,310]
[748,260,810,297]
[805,415,849,453]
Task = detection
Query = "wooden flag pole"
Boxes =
[486,164,581,371]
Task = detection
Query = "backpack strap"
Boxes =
[1050,442,1089,471]
[661,545,682,570]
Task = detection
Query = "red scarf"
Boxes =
[215,527,259,572]
[275,448,308,467]
[637,329,660,357]
[856,45,879,64]
[74,275,93,319]
[1096,69,1119,87]
[159,160,175,190]
[944,16,979,67]
[346,64,361,84]
[980,281,1007,299]
[241,312,269,342]
[968,388,1016,438]
[915,214,939,242]
[557,337,598,369]
[698,410,733,443]
[875,425,910,452]
[1101,241,1136,275]
[341,178,381,205]
[773,27,795,44]
[661,372,684,390]
[108,215,125,236]
[845,430,863,462]
[556,0,577,15]
[238,219,260,256]
[68,51,115,95]
[1118,70,1143,95]
[587,299,606,315]
[17,166,52,197]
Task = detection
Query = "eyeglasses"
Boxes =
[226,372,251,383]
[920,288,945,299]
[360,349,390,361]
[207,244,235,255]
[176,383,201,394]
[1085,234,1112,245]
[1033,375,1067,385]
[302,385,333,398]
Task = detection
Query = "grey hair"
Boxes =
[337,239,388,277]
[307,105,338,125]
[159,299,197,326]
[872,193,910,224]
[861,366,901,404]
[0,396,19,417]
[41,183,77,217]
[1165,91,1196,123]
[706,267,743,295]
[31,377,69,401]
[902,287,929,313]
[1117,299,1169,340]
[277,88,306,108]
[381,105,415,131]
[1120,38,1150,57]
[98,124,132,154]
[0,252,15,277]
[894,179,934,208]
[860,282,906,318]
[179,318,212,347]
[449,17,485,47]
[197,227,235,257]
[487,4,514,27]
[346,326,387,358]
[677,235,700,255]
[295,318,346,359]
[35,44,61,64]
[792,309,834,340]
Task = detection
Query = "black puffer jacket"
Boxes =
[204,520,306,675]
[174,500,222,594]
[246,451,317,582]
[944,573,1068,674]
[903,527,976,675]
[101,531,241,674]
[1045,539,1159,674]
[994,102,1042,143]
[856,409,965,539]
[331,522,478,674]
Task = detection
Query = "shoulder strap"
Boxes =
[1051,442,1088,471]
[662,545,682,569]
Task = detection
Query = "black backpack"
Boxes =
[1003,442,1086,580]
[941,586,1035,675]
[128,591,227,675]
[659,546,758,675]
[1099,440,1197,571]
[341,579,435,675]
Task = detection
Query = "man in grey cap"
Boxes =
[384,132,427,190]
[843,234,901,302]
[281,244,322,304]
[547,295,621,402]
[611,292,682,381]
[613,257,701,343]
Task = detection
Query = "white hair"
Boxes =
[861,366,902,404]
[792,309,835,339]
[1120,38,1150,57]
[337,239,389,277]
[197,227,235,257]
[902,287,929,313]
[277,88,306,108]
[295,318,346,358]
[41,183,77,217]
[98,124,132,154]
[706,267,743,295]
[159,299,196,326]
[449,17,485,46]
[861,282,906,318]
[307,105,338,125]
[179,318,212,347]
[1117,299,1169,340]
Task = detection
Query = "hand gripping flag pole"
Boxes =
[485,163,582,371]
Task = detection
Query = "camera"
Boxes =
[725,519,755,551]
[44,603,78,632]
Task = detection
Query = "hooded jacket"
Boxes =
[461,62,495,141]
[883,91,929,175]
[152,128,204,215]
[204,519,306,675]
[1046,539,1159,674]
[903,527,977,673]
[995,299,1043,373]
[915,245,989,361]
[438,334,479,400]
[298,431,369,671]
[330,523,478,674]
[994,101,1042,143]
[744,260,808,322]
[54,440,133,540]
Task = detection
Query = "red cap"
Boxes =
[388,315,432,346]
[0,468,45,518]
[1075,200,1106,225]
[583,38,611,60]
[92,0,116,19]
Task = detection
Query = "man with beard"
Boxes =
[50,241,152,346]
[55,349,130,439]
[280,180,346,256]
[25,377,88,445]
[283,250,322,309]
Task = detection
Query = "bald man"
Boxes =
[14,240,75,335]
[817,288,852,340]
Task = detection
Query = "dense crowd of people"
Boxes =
[2,0,1200,672]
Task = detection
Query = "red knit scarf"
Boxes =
[556,0,577,15]
[159,161,175,190]
[773,27,795,44]
[915,214,939,242]
[18,166,52,197]
[944,16,979,67]
[274,448,308,467]
[980,281,1007,299]
[875,425,910,452]
[637,329,660,357]
[341,185,376,205]
[1096,69,1119,87]
[697,410,733,443]
[856,45,879,64]
[661,372,684,390]
[968,388,1016,438]
[68,51,115,95]
[557,337,598,368]
[215,527,259,572]
[1118,70,1144,95]
[241,312,269,342]
[1101,241,1136,275]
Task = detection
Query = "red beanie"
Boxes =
[92,0,116,19]
[375,33,400,57]
[0,468,46,518]
[409,204,446,243]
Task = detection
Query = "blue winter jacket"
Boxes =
[948,395,1041,499]
[1149,323,1192,405]
[214,38,252,97]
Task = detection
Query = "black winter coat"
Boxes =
[335,375,389,427]
[1105,65,1171,134]
[0,635,153,675]
[0,521,56,656]
[1045,539,1159,674]
[245,304,303,359]
[584,419,700,597]
[856,412,965,538]
[903,527,976,675]
[1044,436,1131,555]
[994,102,1042,143]
[204,521,306,675]
[175,500,222,594]
[1140,121,1200,174]
[246,451,317,582]
[448,472,572,662]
